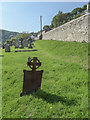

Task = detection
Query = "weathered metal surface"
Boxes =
[5,44,10,52]
[27,57,41,71]
[20,57,43,96]
[22,70,43,94]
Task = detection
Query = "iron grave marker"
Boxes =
[20,57,43,96]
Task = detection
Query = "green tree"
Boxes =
[51,11,65,28]
[64,12,73,22]
[43,25,50,30]
[82,4,87,11]
[17,32,30,40]
[72,7,83,16]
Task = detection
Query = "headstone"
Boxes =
[10,41,12,46]
[28,57,31,62]
[18,39,21,46]
[14,39,19,48]
[21,38,24,48]
[28,41,33,48]
[0,44,2,48]
[12,39,15,46]
[2,44,5,49]
[23,40,28,47]
[27,37,33,48]
[7,41,12,46]
[20,57,43,96]
[5,44,10,52]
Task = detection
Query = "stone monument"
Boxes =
[7,41,12,46]
[23,40,28,47]
[21,38,24,48]
[5,44,10,52]
[14,39,19,48]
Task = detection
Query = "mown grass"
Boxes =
[2,40,88,118]
[0,49,2,119]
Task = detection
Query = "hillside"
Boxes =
[0,29,19,44]
[2,40,88,118]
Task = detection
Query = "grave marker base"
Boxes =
[20,70,43,96]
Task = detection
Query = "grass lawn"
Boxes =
[2,40,88,118]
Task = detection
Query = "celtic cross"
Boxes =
[27,57,41,71]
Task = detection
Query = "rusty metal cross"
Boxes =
[27,57,41,71]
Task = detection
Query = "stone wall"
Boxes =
[42,14,90,43]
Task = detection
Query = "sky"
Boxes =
[0,1,88,33]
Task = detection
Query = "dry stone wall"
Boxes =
[42,14,90,43]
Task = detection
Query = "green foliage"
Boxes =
[82,4,87,11]
[73,14,82,19]
[30,32,38,37]
[52,11,65,28]
[2,40,88,118]
[17,32,30,40]
[43,25,50,30]
[16,32,38,40]
[72,7,83,16]
[43,25,51,32]
[1,30,38,44]
[47,4,87,29]
[64,12,73,21]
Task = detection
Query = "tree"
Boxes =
[64,12,73,22]
[39,4,87,33]
[17,32,30,40]
[43,25,51,32]
[82,4,87,11]
[72,8,83,16]
[51,11,65,28]
[43,25,50,30]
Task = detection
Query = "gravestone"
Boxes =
[23,40,28,47]
[0,44,2,48]
[18,39,21,46]
[5,44,10,52]
[12,39,15,46]
[28,41,33,48]
[10,41,12,46]
[2,44,5,49]
[28,57,31,62]
[7,41,12,46]
[21,38,24,48]
[14,39,19,48]
[20,57,43,96]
